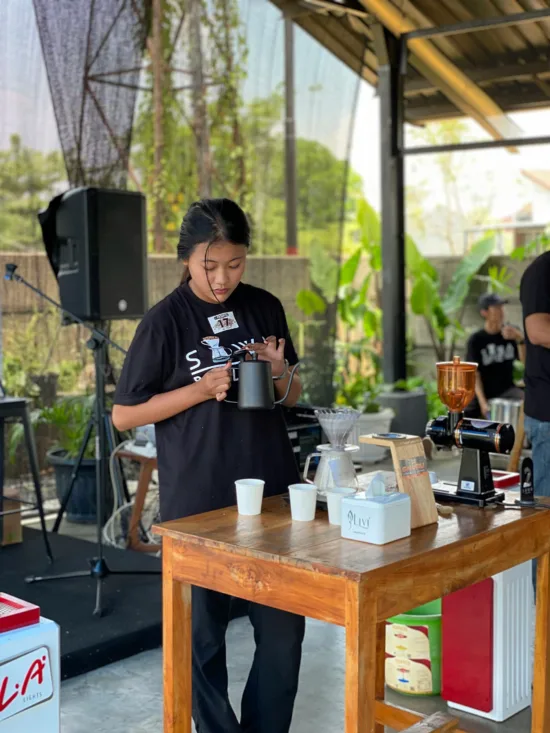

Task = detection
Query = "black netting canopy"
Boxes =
[1,0,366,407]
[33,0,147,188]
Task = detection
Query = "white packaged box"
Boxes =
[340,492,411,545]
[0,617,60,733]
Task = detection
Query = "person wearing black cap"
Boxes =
[464,293,525,418]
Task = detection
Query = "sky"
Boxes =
[1,0,549,233]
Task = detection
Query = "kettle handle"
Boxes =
[303,452,321,482]
[274,361,301,405]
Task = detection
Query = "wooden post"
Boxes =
[507,401,524,472]
[284,16,298,256]
[189,0,211,198]
[152,0,165,252]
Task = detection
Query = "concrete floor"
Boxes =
[60,615,531,733]
[27,449,534,732]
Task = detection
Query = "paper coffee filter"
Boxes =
[314,407,361,448]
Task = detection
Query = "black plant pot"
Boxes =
[47,448,114,524]
[378,388,429,438]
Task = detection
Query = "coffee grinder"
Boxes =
[426,356,515,507]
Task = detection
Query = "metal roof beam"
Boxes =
[404,133,550,156]
[406,91,550,122]
[405,58,550,95]
[404,7,550,40]
[359,0,522,144]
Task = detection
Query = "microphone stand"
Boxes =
[5,264,160,617]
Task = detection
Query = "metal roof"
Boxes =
[275,0,550,139]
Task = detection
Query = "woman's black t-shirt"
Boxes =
[114,281,300,521]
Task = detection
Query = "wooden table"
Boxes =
[154,496,550,733]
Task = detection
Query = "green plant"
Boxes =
[57,360,82,393]
[334,373,381,414]
[476,264,514,295]
[8,395,95,463]
[409,234,500,361]
[337,198,383,353]
[513,359,525,385]
[3,354,40,399]
[510,230,550,261]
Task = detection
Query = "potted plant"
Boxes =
[9,395,113,524]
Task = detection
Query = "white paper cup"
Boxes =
[235,479,265,516]
[326,487,356,526]
[288,483,318,521]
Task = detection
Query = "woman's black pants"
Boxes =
[192,587,305,733]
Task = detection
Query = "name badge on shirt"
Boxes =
[208,311,239,334]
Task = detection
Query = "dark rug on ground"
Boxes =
[0,528,162,680]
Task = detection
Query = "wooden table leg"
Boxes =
[345,582,379,733]
[163,537,192,733]
[532,551,550,733]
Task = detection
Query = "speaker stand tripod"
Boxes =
[5,265,160,617]
[25,331,160,616]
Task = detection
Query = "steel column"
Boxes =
[378,28,406,385]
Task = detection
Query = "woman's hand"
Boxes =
[245,336,286,377]
[198,362,232,401]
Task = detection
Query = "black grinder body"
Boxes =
[426,414,515,506]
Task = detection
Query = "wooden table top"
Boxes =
[153,495,550,581]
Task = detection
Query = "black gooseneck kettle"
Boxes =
[227,349,300,410]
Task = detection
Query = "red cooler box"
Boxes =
[442,561,533,722]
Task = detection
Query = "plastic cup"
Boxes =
[326,487,356,526]
[288,483,318,521]
[235,479,265,516]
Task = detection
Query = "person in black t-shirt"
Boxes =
[112,199,305,733]
[520,251,550,498]
[464,293,525,418]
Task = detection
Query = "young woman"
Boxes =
[112,198,305,733]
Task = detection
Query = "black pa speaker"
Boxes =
[42,187,148,322]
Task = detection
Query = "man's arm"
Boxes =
[525,313,550,349]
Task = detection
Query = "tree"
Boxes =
[0,134,66,250]
[132,0,249,252]
[132,77,364,256]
